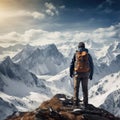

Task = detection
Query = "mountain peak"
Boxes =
[48,44,57,49]
[116,42,120,49]
[2,56,13,65]
[4,56,11,60]
[6,94,120,120]
[39,44,58,52]
[25,44,33,49]
[13,43,67,75]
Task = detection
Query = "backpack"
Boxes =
[74,51,90,72]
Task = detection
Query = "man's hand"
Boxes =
[89,75,92,80]
[70,74,73,78]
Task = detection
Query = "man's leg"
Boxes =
[73,75,80,106]
[81,77,88,107]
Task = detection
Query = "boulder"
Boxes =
[6,94,120,120]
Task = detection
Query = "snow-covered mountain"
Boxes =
[13,44,68,75]
[89,71,120,117]
[100,89,120,117]
[43,68,73,96]
[0,56,39,88]
[0,97,17,120]
[78,40,120,82]
[57,40,120,83]
[98,41,120,64]
[2,40,120,82]
[0,57,52,119]
[93,54,120,82]
[39,41,120,117]
[0,38,120,119]
[0,56,52,96]
[12,44,36,63]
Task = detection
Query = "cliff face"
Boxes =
[6,94,120,120]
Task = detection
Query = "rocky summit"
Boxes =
[6,94,120,120]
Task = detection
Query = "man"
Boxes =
[70,42,94,107]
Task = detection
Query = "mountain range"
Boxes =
[0,56,51,120]
[0,40,120,119]
[12,44,68,75]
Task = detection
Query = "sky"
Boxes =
[0,0,120,47]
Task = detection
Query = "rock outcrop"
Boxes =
[6,94,120,120]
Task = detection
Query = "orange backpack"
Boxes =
[74,51,90,72]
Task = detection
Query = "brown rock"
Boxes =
[6,94,120,120]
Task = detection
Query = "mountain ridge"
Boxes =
[12,44,68,75]
[0,41,120,119]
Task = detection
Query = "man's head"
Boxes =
[78,42,85,48]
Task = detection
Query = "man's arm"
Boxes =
[88,54,94,80]
[70,54,75,78]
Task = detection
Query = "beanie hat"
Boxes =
[78,42,85,48]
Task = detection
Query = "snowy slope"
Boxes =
[0,90,50,120]
[43,68,73,96]
[0,57,52,120]
[12,44,36,63]
[98,41,120,65]
[100,89,120,117]
[13,44,68,75]
[93,54,120,83]
[0,56,51,97]
[89,71,120,117]
[0,56,39,88]
[40,68,94,97]
[0,96,17,120]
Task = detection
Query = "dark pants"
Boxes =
[73,73,89,106]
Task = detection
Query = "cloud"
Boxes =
[45,9,55,16]
[0,10,45,20]
[45,2,56,10]
[97,0,114,11]
[93,24,120,40]
[17,10,45,20]
[106,0,114,6]
[0,32,22,47]
[30,11,45,19]
[45,2,59,16]
[59,5,65,9]
[0,23,119,47]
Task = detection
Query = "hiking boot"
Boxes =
[84,103,88,109]
[73,100,79,107]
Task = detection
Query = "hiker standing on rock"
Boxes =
[70,42,94,107]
